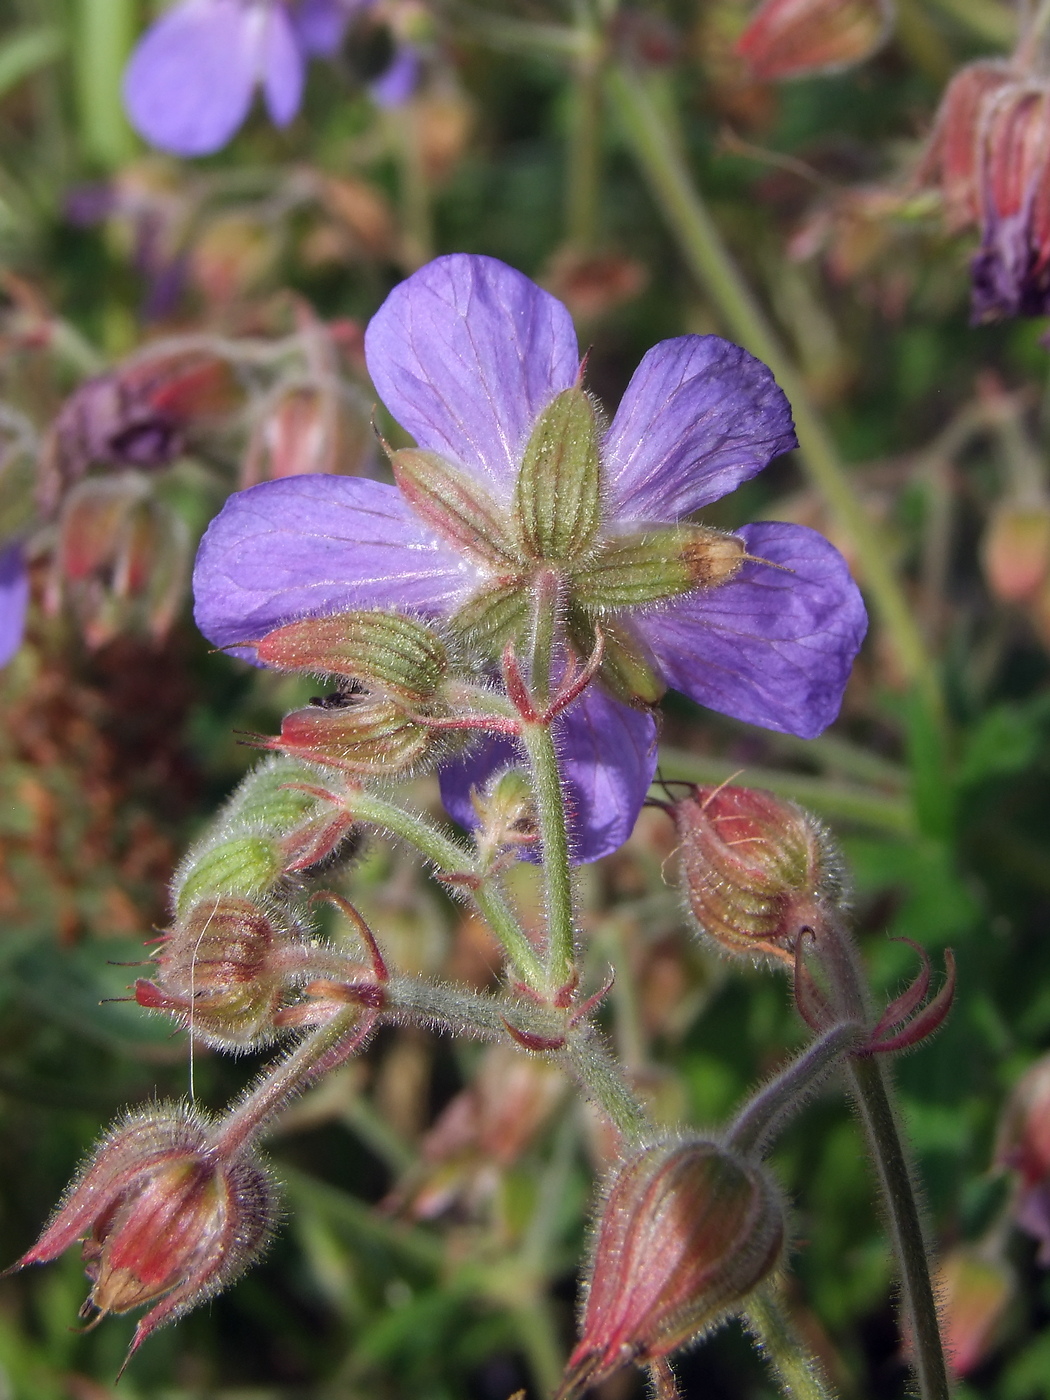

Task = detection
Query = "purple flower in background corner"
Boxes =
[0,542,29,668]
[193,255,867,861]
[123,0,364,158]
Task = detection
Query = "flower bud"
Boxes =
[242,385,348,483]
[256,610,449,702]
[263,696,439,775]
[736,0,893,82]
[469,765,539,860]
[13,1105,276,1360]
[514,388,603,561]
[135,895,301,1049]
[933,1248,1013,1377]
[982,502,1050,602]
[562,1139,784,1395]
[996,1053,1050,1262]
[672,785,842,961]
[392,447,518,565]
[916,61,1018,231]
[39,351,234,508]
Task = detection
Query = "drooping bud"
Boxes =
[671,785,842,962]
[916,61,1018,231]
[970,81,1050,321]
[135,895,302,1049]
[561,1138,784,1396]
[242,384,363,484]
[982,502,1050,602]
[255,610,449,701]
[514,388,603,561]
[39,351,235,508]
[391,448,519,565]
[996,1053,1050,1263]
[12,1105,276,1361]
[573,526,746,608]
[736,0,894,82]
[932,1248,1013,1377]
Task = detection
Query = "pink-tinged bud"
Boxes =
[736,0,893,82]
[264,697,439,775]
[933,1248,1013,1376]
[562,1139,784,1396]
[982,502,1050,602]
[40,352,235,508]
[996,1054,1050,1262]
[12,1105,276,1362]
[671,785,842,962]
[255,610,449,702]
[916,62,1018,231]
[242,384,371,485]
[971,81,1050,321]
[135,896,301,1049]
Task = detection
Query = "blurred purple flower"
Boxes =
[193,255,866,861]
[0,542,29,667]
[124,0,417,157]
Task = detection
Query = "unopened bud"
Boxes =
[243,385,344,483]
[573,526,745,608]
[672,785,842,961]
[470,765,538,859]
[256,610,448,701]
[562,1139,784,1396]
[917,61,1018,230]
[514,388,602,561]
[982,502,1050,602]
[135,895,301,1049]
[264,696,439,774]
[12,1105,276,1360]
[996,1053,1050,1262]
[933,1248,1013,1377]
[737,0,893,82]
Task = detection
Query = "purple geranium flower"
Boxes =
[0,542,29,667]
[193,254,867,861]
[123,0,416,158]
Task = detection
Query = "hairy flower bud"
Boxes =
[916,61,1018,231]
[264,696,440,774]
[672,785,843,961]
[12,1105,276,1362]
[469,764,539,859]
[982,502,1050,602]
[562,1139,784,1395]
[256,609,449,701]
[573,526,746,608]
[737,0,893,82]
[932,1248,1013,1377]
[392,447,518,565]
[135,895,302,1049]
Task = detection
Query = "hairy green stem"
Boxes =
[346,788,546,988]
[847,1055,950,1400]
[521,720,577,990]
[744,1285,838,1400]
[559,1033,651,1144]
[607,63,942,725]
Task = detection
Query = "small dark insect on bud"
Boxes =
[671,784,844,963]
[10,1105,276,1367]
[560,1138,784,1397]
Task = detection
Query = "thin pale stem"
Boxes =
[744,1284,838,1400]
[346,788,546,989]
[607,63,943,727]
[566,44,604,249]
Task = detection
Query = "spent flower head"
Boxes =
[194,254,866,861]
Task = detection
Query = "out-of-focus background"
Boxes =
[2,1,1050,1397]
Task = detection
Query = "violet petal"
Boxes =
[261,1,305,128]
[293,0,355,56]
[603,336,798,523]
[0,543,28,667]
[370,44,419,108]
[439,685,657,864]
[642,521,867,738]
[123,0,261,157]
[364,254,580,503]
[192,474,482,654]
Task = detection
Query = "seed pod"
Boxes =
[561,1138,784,1396]
[672,784,843,962]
